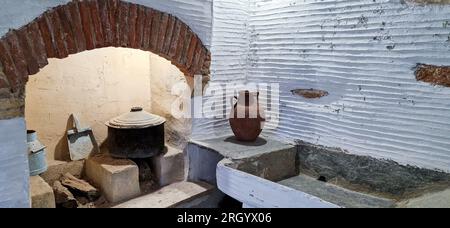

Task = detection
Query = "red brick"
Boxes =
[118,1,130,47]
[149,11,162,51]
[67,1,87,52]
[195,48,207,75]
[16,29,40,75]
[201,61,211,75]
[173,24,187,64]
[0,75,9,89]
[78,0,95,50]
[0,40,21,89]
[107,0,120,47]
[56,6,78,54]
[161,15,175,55]
[37,15,57,58]
[185,35,198,69]
[142,8,154,51]
[47,11,69,59]
[168,19,182,58]
[203,52,211,72]
[156,13,169,53]
[25,22,48,68]
[89,0,105,48]
[134,6,146,50]
[177,29,192,65]
[4,32,29,85]
[128,4,138,49]
[189,44,202,75]
[98,0,111,46]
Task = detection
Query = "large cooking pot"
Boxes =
[105,107,166,159]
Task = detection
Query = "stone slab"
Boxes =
[40,160,85,185]
[175,189,226,208]
[151,146,185,187]
[189,135,298,182]
[278,175,396,208]
[113,181,214,208]
[30,176,55,208]
[191,135,295,160]
[85,154,140,204]
[399,189,450,208]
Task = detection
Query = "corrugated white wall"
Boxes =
[248,0,450,172]
[192,0,250,139]
[0,119,29,208]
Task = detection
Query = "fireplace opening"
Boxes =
[25,47,192,161]
[0,0,212,208]
[25,47,193,208]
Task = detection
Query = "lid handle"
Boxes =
[131,107,143,112]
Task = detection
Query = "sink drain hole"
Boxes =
[318,176,327,183]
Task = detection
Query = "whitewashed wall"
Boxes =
[248,0,450,172]
[0,118,29,208]
[0,0,212,208]
[192,0,250,139]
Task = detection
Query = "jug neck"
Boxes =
[238,91,259,106]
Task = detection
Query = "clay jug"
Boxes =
[229,91,266,142]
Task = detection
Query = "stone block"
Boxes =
[114,181,213,208]
[40,160,85,185]
[189,135,298,182]
[152,146,185,187]
[85,154,140,203]
[30,176,56,208]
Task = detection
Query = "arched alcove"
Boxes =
[24,47,192,160]
[0,0,211,119]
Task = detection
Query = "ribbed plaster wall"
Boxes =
[247,0,450,172]
[192,0,250,139]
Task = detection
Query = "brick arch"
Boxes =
[0,0,211,93]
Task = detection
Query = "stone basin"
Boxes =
[188,135,450,208]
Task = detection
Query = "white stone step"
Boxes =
[113,181,214,208]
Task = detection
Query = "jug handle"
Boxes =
[230,96,238,107]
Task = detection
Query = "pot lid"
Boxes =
[106,107,166,129]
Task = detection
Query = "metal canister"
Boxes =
[27,130,48,176]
